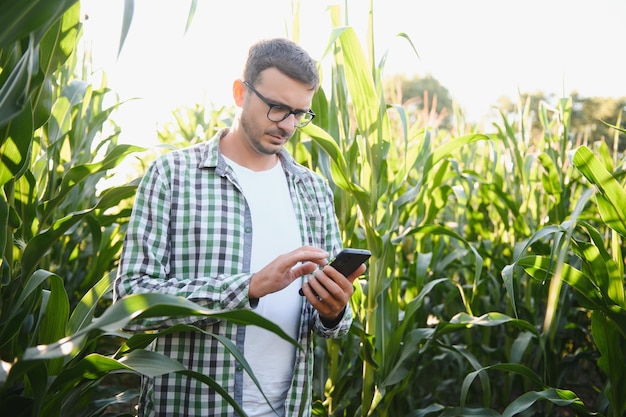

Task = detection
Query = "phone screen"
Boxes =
[329,248,371,277]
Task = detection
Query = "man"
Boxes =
[114,38,366,417]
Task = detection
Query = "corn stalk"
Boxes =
[301,3,488,414]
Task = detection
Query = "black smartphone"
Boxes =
[328,248,371,277]
[299,248,370,296]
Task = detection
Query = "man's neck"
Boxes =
[220,130,280,172]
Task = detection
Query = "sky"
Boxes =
[80,0,626,146]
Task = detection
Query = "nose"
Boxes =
[276,113,297,131]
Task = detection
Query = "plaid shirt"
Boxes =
[114,129,351,417]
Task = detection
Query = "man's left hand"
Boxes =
[301,262,367,324]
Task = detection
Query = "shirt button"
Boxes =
[236,365,243,372]
[245,227,252,233]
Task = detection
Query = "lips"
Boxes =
[267,130,290,143]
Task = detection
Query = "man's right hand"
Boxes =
[248,246,329,299]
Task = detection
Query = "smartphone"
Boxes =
[328,248,371,277]
[299,248,370,296]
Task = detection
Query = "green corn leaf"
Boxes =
[184,0,198,35]
[573,145,626,237]
[592,312,626,416]
[0,39,40,128]
[435,312,540,341]
[402,277,449,326]
[84,389,140,417]
[301,123,348,182]
[326,26,382,140]
[501,388,585,417]
[537,152,562,198]
[452,345,492,407]
[47,79,89,144]
[38,144,144,220]
[424,133,490,175]
[437,408,500,416]
[380,328,434,387]
[596,193,626,236]
[20,210,95,280]
[0,0,79,49]
[0,188,7,256]
[518,255,626,338]
[0,270,65,370]
[117,0,135,58]
[9,269,55,317]
[575,222,624,307]
[38,1,80,76]
[21,184,139,280]
[502,225,564,318]
[302,122,371,217]
[460,364,584,414]
[45,350,245,417]
[66,271,114,335]
[37,274,69,375]
[393,224,483,305]
[117,322,274,412]
[0,105,33,187]
[518,255,602,306]
[21,293,298,361]
[25,362,48,416]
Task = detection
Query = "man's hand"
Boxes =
[301,262,367,324]
[249,246,329,299]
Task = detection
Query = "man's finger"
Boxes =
[283,246,328,268]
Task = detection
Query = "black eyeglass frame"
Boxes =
[243,80,316,127]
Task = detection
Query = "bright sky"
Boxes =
[81,0,626,146]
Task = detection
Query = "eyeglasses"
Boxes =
[243,81,316,128]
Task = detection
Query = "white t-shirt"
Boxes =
[224,156,302,417]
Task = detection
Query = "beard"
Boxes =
[239,109,293,156]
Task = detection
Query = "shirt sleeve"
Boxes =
[113,159,253,330]
[312,303,354,338]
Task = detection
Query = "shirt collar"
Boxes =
[198,128,304,179]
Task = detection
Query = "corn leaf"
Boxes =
[592,312,626,416]
[45,350,245,417]
[573,145,626,237]
[21,293,298,361]
[500,388,584,417]
[66,271,114,335]
[0,0,79,49]
[21,184,138,279]
[37,274,69,375]
[39,144,144,220]
[0,106,32,186]
[518,255,626,338]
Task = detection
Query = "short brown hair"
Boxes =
[243,38,319,90]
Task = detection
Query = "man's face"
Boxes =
[239,67,315,156]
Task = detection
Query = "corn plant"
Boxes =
[505,136,626,417]
[0,2,276,416]
[289,2,608,416]
[0,1,145,414]
[296,4,499,415]
[4,1,622,416]
[114,3,614,415]
[148,4,622,416]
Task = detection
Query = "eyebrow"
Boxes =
[260,91,311,114]
[245,80,313,114]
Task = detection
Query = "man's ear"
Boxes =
[233,79,246,106]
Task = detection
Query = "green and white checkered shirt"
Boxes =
[114,129,351,417]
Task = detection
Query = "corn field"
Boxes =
[2,1,626,416]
